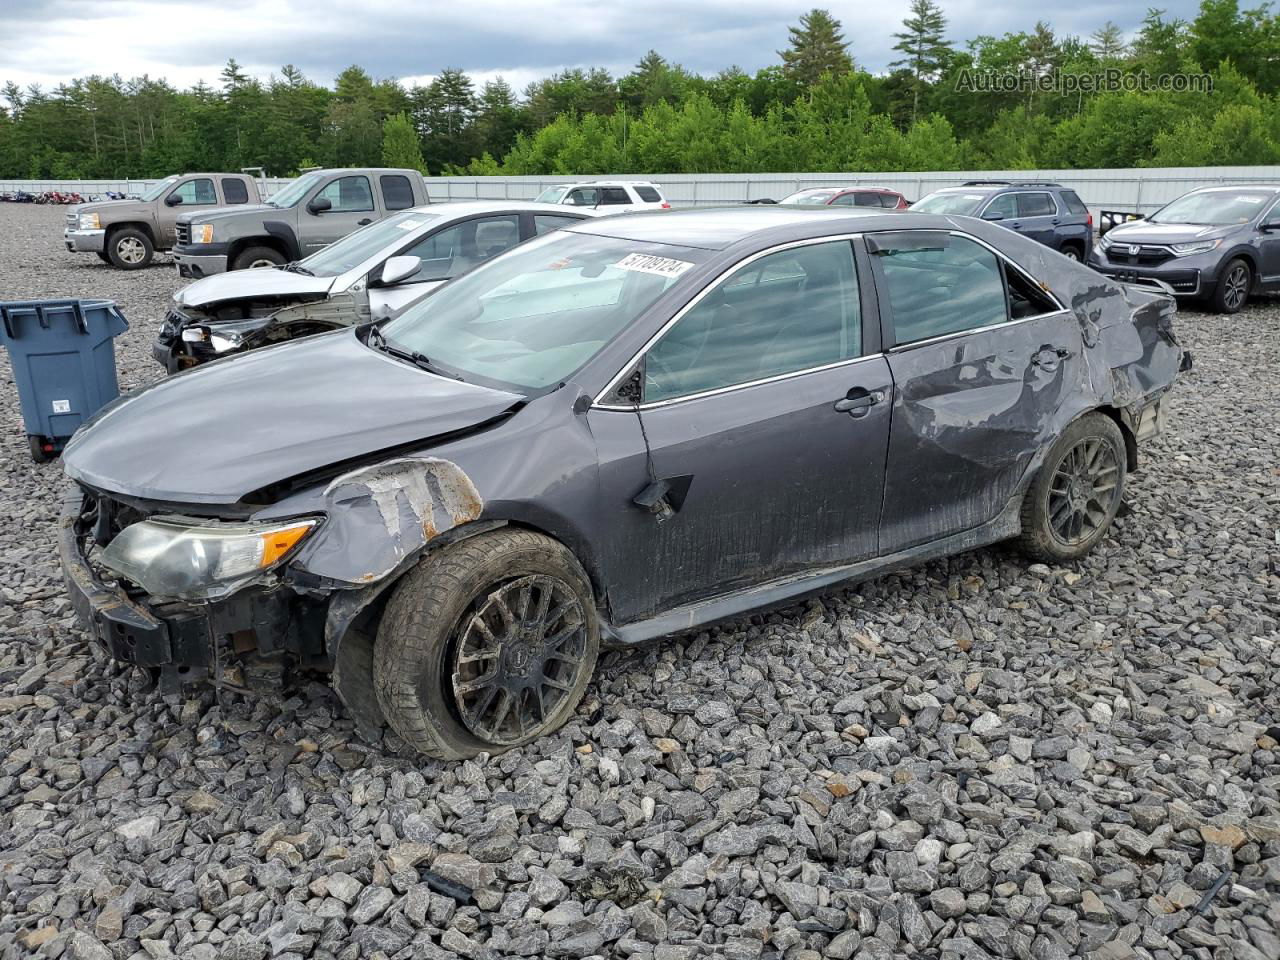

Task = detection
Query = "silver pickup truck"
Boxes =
[171,168,431,278]
[63,173,262,270]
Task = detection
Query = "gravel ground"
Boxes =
[1,201,1278,960]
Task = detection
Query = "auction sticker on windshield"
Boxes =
[397,219,426,230]
[614,253,694,278]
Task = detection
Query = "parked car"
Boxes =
[59,207,1185,758]
[64,173,262,270]
[153,201,602,372]
[912,182,1093,261]
[534,180,671,212]
[778,186,909,208]
[170,168,430,278]
[1088,185,1280,314]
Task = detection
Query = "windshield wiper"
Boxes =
[283,261,314,275]
[365,323,463,380]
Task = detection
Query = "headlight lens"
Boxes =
[99,518,317,599]
[1170,239,1221,256]
[190,224,214,244]
[79,213,100,230]
[1098,232,1114,249]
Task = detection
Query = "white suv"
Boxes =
[534,180,671,213]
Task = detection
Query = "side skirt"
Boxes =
[601,497,1023,647]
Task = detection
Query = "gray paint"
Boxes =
[62,206,1185,666]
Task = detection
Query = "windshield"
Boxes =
[139,176,180,202]
[1150,190,1274,225]
[912,192,985,215]
[780,190,838,205]
[267,172,325,208]
[301,211,439,277]
[381,231,710,390]
[535,186,570,204]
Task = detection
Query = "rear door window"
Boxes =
[1017,192,1057,217]
[221,178,249,204]
[171,178,217,205]
[854,192,881,206]
[600,187,632,206]
[380,174,415,211]
[317,175,375,212]
[870,232,1009,345]
[635,186,663,203]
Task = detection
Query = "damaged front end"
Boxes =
[59,457,484,732]
[154,291,369,373]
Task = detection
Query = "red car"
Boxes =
[778,186,910,209]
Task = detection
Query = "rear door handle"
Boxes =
[834,389,885,416]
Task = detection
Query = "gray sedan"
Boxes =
[60,207,1186,758]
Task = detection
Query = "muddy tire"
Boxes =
[1209,257,1251,314]
[232,246,286,271]
[1017,413,1127,563]
[374,528,600,760]
[106,227,153,269]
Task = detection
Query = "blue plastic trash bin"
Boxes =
[0,299,129,462]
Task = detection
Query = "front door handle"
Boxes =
[357,218,373,226]
[834,388,885,417]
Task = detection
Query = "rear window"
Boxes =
[381,175,415,211]
[1017,193,1057,217]
[635,186,663,203]
[1061,191,1088,215]
[222,178,249,204]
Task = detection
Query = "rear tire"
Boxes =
[374,528,600,760]
[1017,413,1127,563]
[232,246,286,271]
[1209,258,1251,314]
[106,228,154,269]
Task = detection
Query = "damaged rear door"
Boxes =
[868,229,1084,553]
[590,237,892,623]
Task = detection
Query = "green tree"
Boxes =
[1089,22,1127,60]
[779,9,854,87]
[381,111,425,171]
[891,0,951,125]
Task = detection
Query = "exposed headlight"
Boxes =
[99,518,318,600]
[1170,239,1221,257]
[181,326,242,352]
[79,213,100,230]
[190,224,214,244]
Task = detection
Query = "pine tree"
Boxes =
[381,112,425,171]
[891,0,951,125]
[779,9,854,87]
[1089,22,1127,61]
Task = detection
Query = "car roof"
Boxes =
[401,200,605,217]
[1184,184,1280,193]
[569,180,661,187]
[567,205,927,250]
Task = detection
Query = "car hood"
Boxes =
[63,331,524,505]
[1105,221,1240,244]
[71,199,148,218]
[175,203,277,225]
[176,268,336,308]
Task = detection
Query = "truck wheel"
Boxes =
[1017,413,1127,563]
[1209,258,1251,314]
[107,228,154,269]
[232,246,286,270]
[374,528,600,760]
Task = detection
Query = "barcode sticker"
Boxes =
[51,399,70,413]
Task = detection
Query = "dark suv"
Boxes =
[912,182,1093,261]
[1088,185,1280,314]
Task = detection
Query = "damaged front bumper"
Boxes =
[64,228,106,254]
[58,488,327,690]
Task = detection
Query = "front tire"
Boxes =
[106,228,154,269]
[232,246,286,271]
[1017,413,1127,563]
[374,528,600,760]
[1059,243,1083,261]
[1210,258,1251,314]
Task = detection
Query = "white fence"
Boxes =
[4,166,1279,217]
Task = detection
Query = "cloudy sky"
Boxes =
[1,0,1208,94]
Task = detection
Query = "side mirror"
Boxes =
[379,255,422,286]
[981,210,1004,221]
[307,196,332,215]
[165,194,184,206]
[1261,220,1280,233]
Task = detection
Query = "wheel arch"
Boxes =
[105,220,156,246]
[228,234,289,264]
